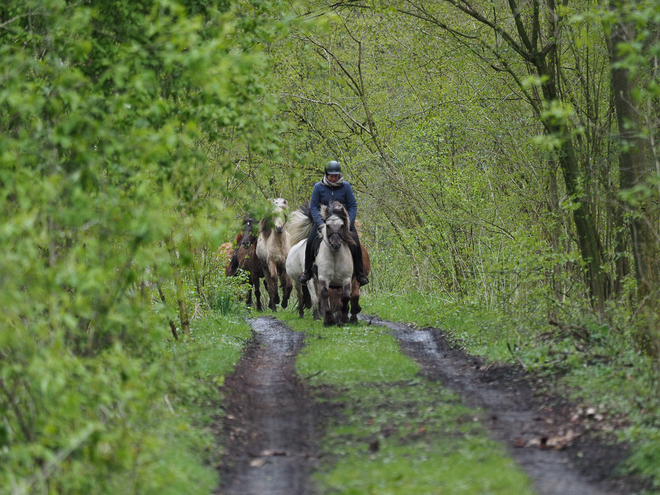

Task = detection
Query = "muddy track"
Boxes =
[217,315,646,495]
[366,316,647,495]
[216,317,318,495]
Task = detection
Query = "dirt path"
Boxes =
[365,316,644,495]
[216,315,645,494]
[216,317,318,495]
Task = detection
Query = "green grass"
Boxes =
[147,311,253,494]
[277,311,534,494]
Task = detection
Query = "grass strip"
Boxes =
[278,311,534,494]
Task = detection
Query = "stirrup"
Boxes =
[298,271,312,283]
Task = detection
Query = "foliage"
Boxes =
[0,0,287,492]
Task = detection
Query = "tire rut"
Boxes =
[365,316,643,495]
[216,316,317,495]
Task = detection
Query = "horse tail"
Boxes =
[288,202,314,245]
[225,249,240,277]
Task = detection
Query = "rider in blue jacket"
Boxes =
[298,160,369,286]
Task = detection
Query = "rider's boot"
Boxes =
[356,272,369,286]
[298,246,314,284]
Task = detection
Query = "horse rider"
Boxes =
[298,160,370,286]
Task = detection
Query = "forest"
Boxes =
[1,0,660,492]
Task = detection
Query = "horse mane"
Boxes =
[258,218,272,238]
[288,202,314,246]
[321,201,350,225]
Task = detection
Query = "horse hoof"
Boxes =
[349,315,358,324]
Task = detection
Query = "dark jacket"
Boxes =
[310,180,357,227]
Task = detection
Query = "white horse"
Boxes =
[256,198,292,311]
[288,201,353,326]
[287,203,322,319]
[285,239,320,319]
[316,201,354,325]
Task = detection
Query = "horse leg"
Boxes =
[349,279,361,323]
[246,285,253,307]
[294,282,305,318]
[266,260,279,311]
[319,280,335,326]
[280,271,292,309]
[251,272,263,311]
[308,280,320,320]
[339,282,351,325]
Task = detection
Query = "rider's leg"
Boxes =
[298,224,318,283]
[350,226,369,286]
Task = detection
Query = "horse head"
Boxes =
[271,198,289,235]
[259,198,289,237]
[321,201,354,251]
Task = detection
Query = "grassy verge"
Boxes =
[277,311,534,494]
[361,291,660,489]
[159,312,252,492]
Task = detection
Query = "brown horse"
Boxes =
[225,217,265,311]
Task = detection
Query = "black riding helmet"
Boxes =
[325,160,341,175]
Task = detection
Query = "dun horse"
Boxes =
[256,198,293,311]
[225,216,264,311]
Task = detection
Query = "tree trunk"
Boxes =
[537,51,608,312]
[609,15,660,353]
[167,235,190,336]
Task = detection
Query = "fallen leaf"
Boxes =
[250,459,266,467]
[545,429,580,449]
[259,450,287,457]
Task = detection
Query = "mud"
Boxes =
[216,317,318,495]
[365,316,649,495]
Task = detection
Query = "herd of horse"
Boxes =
[224,198,370,326]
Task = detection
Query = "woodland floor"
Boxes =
[215,315,650,495]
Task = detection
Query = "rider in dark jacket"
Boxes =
[298,160,369,286]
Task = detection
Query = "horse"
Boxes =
[286,216,318,319]
[256,198,293,311]
[217,242,235,264]
[288,200,355,326]
[225,216,265,311]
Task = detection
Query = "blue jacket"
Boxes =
[310,181,357,227]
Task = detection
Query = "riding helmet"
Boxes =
[325,160,341,175]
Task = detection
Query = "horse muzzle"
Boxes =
[276,226,284,234]
[328,233,343,250]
